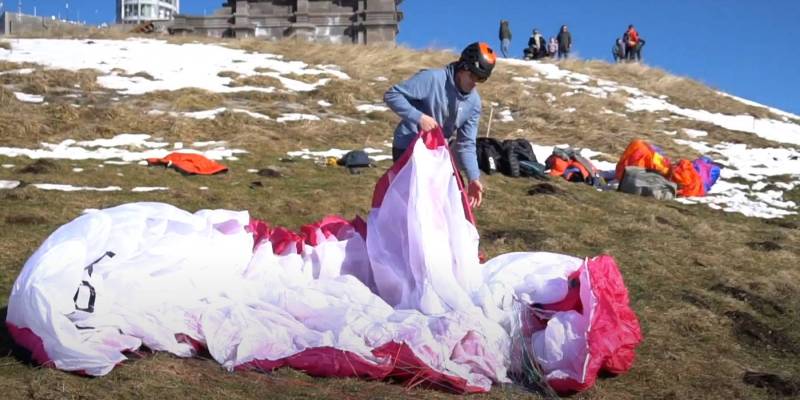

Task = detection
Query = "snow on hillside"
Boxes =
[1,39,798,218]
[0,38,348,94]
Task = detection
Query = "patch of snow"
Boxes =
[72,168,84,172]
[33,183,122,192]
[247,169,258,173]
[373,76,388,82]
[2,164,14,168]
[511,76,541,83]
[277,113,320,123]
[193,141,226,147]
[0,38,349,95]
[287,147,389,162]
[331,118,348,124]
[716,91,800,120]
[627,96,800,146]
[498,109,514,122]
[13,92,44,103]
[356,104,389,113]
[0,133,246,162]
[602,108,626,117]
[0,68,35,75]
[199,186,209,190]
[231,108,271,120]
[564,107,577,113]
[183,107,227,120]
[0,180,20,189]
[683,128,708,138]
[673,139,800,218]
[131,187,168,192]
[318,100,332,107]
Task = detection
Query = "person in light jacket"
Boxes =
[383,42,497,208]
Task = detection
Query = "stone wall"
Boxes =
[169,0,403,44]
[0,12,86,36]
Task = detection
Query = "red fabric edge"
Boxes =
[235,342,486,394]
[6,322,53,367]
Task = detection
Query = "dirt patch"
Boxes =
[20,159,60,174]
[681,291,712,310]
[746,241,782,252]
[257,167,284,177]
[764,219,798,230]
[527,183,563,196]
[724,311,799,355]
[655,216,678,227]
[711,284,785,317]
[5,214,47,225]
[742,371,800,397]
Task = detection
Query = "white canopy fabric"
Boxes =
[7,129,641,393]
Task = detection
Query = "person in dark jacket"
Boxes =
[499,20,512,58]
[384,42,497,208]
[556,25,572,60]
[527,29,546,59]
[613,37,625,62]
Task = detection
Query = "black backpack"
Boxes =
[502,139,537,177]
[476,138,505,175]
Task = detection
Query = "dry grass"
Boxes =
[139,88,226,112]
[1,67,100,94]
[1,36,799,400]
[228,74,283,89]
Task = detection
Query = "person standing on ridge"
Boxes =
[556,24,572,60]
[547,36,558,58]
[383,42,497,208]
[613,37,625,62]
[624,24,639,61]
[499,20,512,58]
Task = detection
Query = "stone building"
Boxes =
[169,0,403,44]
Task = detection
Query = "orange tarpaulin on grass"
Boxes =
[615,139,671,181]
[670,159,705,197]
[147,152,228,175]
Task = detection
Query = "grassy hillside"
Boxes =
[0,34,798,399]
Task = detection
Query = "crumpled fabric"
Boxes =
[7,129,642,394]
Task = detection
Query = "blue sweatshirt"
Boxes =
[383,63,482,182]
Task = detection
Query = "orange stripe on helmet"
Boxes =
[479,42,497,65]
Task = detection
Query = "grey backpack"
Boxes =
[618,166,677,200]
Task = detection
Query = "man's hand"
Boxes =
[418,114,438,132]
[467,179,484,209]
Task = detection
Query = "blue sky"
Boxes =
[4,1,799,115]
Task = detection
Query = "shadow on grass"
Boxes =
[0,305,37,367]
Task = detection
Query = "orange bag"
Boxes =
[669,159,705,197]
[615,139,671,181]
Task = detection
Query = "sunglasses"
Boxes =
[470,72,488,83]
